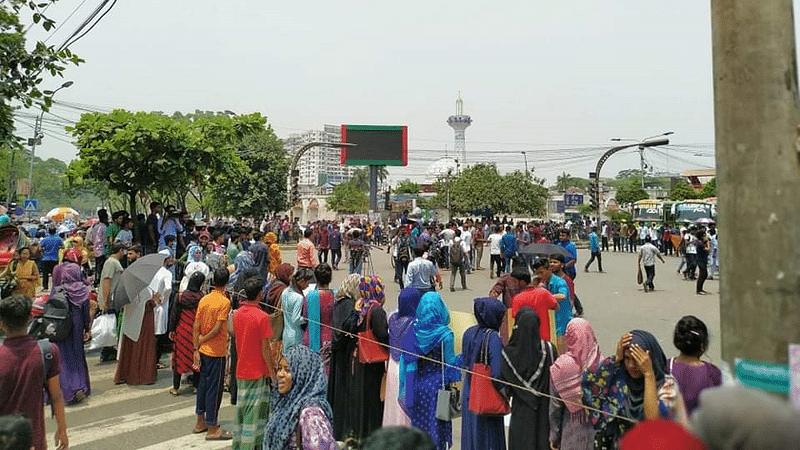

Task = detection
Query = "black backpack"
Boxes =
[449,243,464,265]
[397,237,411,264]
[29,287,72,342]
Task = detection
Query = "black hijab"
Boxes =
[623,330,668,417]
[501,306,554,409]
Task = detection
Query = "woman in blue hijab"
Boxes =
[400,292,462,450]
[383,287,422,426]
[461,297,507,450]
[262,345,337,450]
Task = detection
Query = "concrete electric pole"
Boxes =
[712,0,800,364]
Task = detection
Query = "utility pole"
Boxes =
[638,147,646,188]
[712,0,800,364]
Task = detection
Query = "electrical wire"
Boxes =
[226,284,639,425]
[57,0,117,51]
[43,0,91,43]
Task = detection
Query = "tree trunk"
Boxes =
[128,190,138,242]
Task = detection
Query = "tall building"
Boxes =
[283,125,357,190]
[447,93,472,166]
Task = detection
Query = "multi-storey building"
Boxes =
[282,125,357,190]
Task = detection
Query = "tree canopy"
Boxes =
[326,180,368,213]
[551,172,590,191]
[205,128,290,218]
[615,179,650,205]
[700,177,716,198]
[669,180,700,201]
[67,110,267,218]
[394,179,420,194]
[1,1,83,146]
[431,163,548,216]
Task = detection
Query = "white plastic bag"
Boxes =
[88,313,117,350]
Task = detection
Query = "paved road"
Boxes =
[46,246,719,449]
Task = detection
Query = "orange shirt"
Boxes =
[296,238,317,268]
[196,290,231,357]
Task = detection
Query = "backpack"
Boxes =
[397,237,411,264]
[449,243,464,265]
[29,287,72,342]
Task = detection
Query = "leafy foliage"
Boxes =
[669,180,700,201]
[349,166,388,192]
[608,209,633,223]
[430,164,548,216]
[66,110,266,217]
[700,177,716,198]
[394,179,420,194]
[615,179,650,205]
[205,128,290,218]
[551,172,590,191]
[326,180,368,213]
[1,1,84,145]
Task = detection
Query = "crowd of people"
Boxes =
[0,203,795,450]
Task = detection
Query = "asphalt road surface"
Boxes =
[46,246,720,449]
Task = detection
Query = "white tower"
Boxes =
[447,93,472,167]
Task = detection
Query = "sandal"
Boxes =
[168,388,180,396]
[192,427,208,434]
[205,430,233,441]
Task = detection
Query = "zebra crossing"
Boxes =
[45,357,235,450]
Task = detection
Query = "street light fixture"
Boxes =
[521,151,528,174]
[27,80,73,202]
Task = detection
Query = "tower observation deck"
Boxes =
[447,93,472,167]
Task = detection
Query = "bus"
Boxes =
[632,200,671,223]
[672,199,716,224]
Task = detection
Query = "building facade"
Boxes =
[283,125,358,189]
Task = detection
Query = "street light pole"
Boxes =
[521,151,528,174]
[27,81,73,204]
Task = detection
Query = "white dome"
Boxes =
[426,157,458,182]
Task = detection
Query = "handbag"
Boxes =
[468,330,510,415]
[88,312,118,350]
[636,265,643,285]
[358,305,389,363]
[435,341,461,421]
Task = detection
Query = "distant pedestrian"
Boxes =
[556,229,578,281]
[638,236,665,292]
[39,225,63,290]
[500,226,518,275]
[487,226,504,279]
[584,227,603,273]
[448,232,467,292]
[694,230,710,295]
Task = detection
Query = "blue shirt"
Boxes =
[40,235,63,261]
[404,257,438,290]
[500,233,518,257]
[556,240,578,278]
[546,274,572,336]
[589,232,599,252]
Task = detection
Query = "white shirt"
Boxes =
[638,242,662,266]
[461,229,472,250]
[151,267,173,336]
[488,233,503,255]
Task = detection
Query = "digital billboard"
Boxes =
[340,125,408,166]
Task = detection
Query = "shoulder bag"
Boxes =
[468,330,510,415]
[357,305,389,363]
[436,341,462,421]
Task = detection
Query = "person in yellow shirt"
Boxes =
[193,267,232,441]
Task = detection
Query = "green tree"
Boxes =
[501,170,548,216]
[394,179,420,194]
[206,128,290,218]
[66,110,264,220]
[326,181,368,213]
[349,166,388,191]
[700,177,716,198]
[1,2,83,145]
[608,209,633,223]
[552,172,590,192]
[669,180,699,201]
[615,179,650,205]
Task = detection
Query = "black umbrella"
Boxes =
[111,253,168,310]
[519,243,573,258]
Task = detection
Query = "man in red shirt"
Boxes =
[232,276,276,450]
[0,295,69,450]
[511,280,558,341]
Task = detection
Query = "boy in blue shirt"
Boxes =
[584,226,603,272]
[39,226,63,290]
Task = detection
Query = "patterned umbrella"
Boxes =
[45,207,80,221]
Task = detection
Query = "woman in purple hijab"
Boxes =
[383,287,422,426]
[52,251,92,404]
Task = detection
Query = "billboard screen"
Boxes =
[341,125,408,166]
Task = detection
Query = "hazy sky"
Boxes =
[13,0,729,185]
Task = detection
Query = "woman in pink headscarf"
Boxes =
[549,318,602,450]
